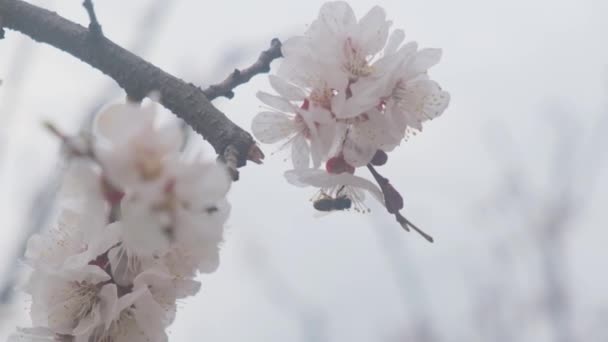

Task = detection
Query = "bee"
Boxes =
[312,185,352,212]
[313,194,352,211]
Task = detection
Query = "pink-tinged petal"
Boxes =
[280,36,310,60]
[98,284,118,330]
[407,48,442,76]
[93,103,154,143]
[251,111,296,143]
[418,81,450,120]
[399,80,450,124]
[72,301,99,336]
[269,75,306,101]
[338,89,378,119]
[317,1,357,35]
[342,136,377,167]
[256,91,296,113]
[155,121,184,155]
[116,287,147,313]
[133,291,167,336]
[284,169,384,204]
[173,162,231,205]
[357,6,391,55]
[173,278,201,298]
[385,29,405,55]
[291,134,311,169]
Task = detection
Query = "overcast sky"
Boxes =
[1,0,607,341]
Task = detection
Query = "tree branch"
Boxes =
[203,38,283,100]
[0,0,260,169]
[82,0,102,36]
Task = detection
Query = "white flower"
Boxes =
[25,207,108,271]
[253,77,338,169]
[78,287,159,342]
[119,159,230,255]
[92,101,183,189]
[26,265,117,337]
[261,1,449,171]
[96,158,231,284]
[81,269,200,342]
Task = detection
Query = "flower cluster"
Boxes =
[252,2,449,219]
[10,101,231,342]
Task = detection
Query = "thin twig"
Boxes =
[367,163,434,243]
[0,0,259,168]
[82,0,102,36]
[203,38,283,100]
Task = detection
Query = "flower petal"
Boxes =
[317,1,357,36]
[284,169,384,205]
[407,48,442,76]
[256,91,296,113]
[342,135,377,167]
[291,134,310,169]
[93,103,154,143]
[251,111,296,144]
[385,29,405,55]
[357,6,391,55]
[269,75,306,101]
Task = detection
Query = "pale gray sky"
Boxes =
[1,0,607,341]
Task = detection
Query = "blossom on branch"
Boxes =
[253,1,449,240]
[10,100,232,341]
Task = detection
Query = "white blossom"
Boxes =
[256,1,450,209]
[92,101,183,189]
[12,98,233,341]
[26,265,117,337]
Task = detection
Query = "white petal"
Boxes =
[284,169,384,204]
[108,246,141,287]
[291,134,310,169]
[173,162,231,207]
[133,291,167,335]
[256,91,296,113]
[268,75,306,100]
[357,6,391,55]
[408,48,442,75]
[318,1,357,35]
[398,80,450,124]
[93,103,154,143]
[342,136,377,167]
[251,111,296,143]
[385,29,405,55]
[155,121,184,155]
[98,284,118,330]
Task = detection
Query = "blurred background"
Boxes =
[1,0,608,341]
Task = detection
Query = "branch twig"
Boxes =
[367,164,434,243]
[82,0,102,36]
[0,0,261,170]
[203,38,283,100]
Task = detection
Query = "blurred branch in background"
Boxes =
[0,24,38,165]
[241,237,329,342]
[371,216,438,342]
[477,104,608,342]
[0,166,63,303]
